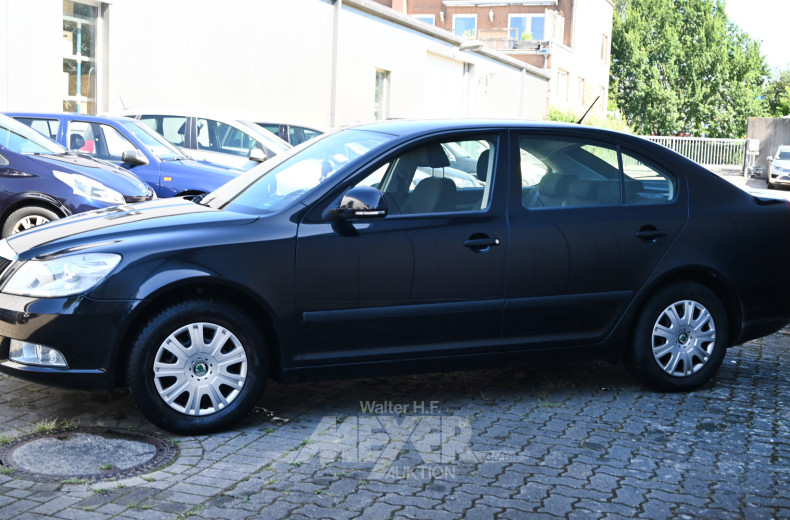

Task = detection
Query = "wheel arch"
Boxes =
[113,278,283,388]
[0,194,69,227]
[627,268,742,353]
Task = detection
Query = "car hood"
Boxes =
[160,158,242,180]
[773,159,790,169]
[3,197,257,258]
[33,152,151,196]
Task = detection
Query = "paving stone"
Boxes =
[0,337,787,519]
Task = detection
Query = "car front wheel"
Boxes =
[628,282,728,391]
[127,300,267,434]
[2,206,59,237]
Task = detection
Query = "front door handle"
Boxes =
[464,237,500,252]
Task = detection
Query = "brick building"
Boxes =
[374,0,613,117]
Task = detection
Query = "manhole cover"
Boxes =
[0,427,178,482]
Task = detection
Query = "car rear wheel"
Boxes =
[2,206,59,237]
[628,282,728,391]
[127,300,267,434]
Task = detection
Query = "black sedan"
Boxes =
[0,120,789,434]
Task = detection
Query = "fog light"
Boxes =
[9,340,68,368]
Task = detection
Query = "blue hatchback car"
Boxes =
[7,112,242,199]
[0,113,154,237]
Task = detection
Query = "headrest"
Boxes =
[568,179,601,200]
[69,133,85,150]
[411,143,450,168]
[538,173,573,196]
[476,149,490,182]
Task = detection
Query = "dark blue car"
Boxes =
[0,113,154,237]
[7,112,242,199]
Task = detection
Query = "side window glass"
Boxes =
[67,121,96,154]
[140,115,187,147]
[520,136,620,209]
[17,118,59,140]
[351,136,496,215]
[196,118,213,150]
[99,124,136,160]
[622,151,675,204]
[214,122,252,156]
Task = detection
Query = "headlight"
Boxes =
[53,170,125,204]
[3,253,121,297]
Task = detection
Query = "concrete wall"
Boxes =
[747,118,790,172]
[0,0,549,127]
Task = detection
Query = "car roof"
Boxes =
[347,118,630,140]
[7,111,140,124]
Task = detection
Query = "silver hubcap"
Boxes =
[12,215,51,234]
[652,300,716,377]
[153,322,248,416]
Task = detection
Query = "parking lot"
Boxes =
[0,323,786,520]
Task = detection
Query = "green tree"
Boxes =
[764,68,790,116]
[610,0,768,137]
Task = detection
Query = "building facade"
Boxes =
[0,0,551,127]
[375,0,614,118]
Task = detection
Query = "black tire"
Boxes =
[127,300,268,434]
[627,282,728,391]
[2,206,59,237]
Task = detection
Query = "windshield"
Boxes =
[122,120,186,160]
[202,128,395,213]
[238,120,292,154]
[778,150,790,161]
[0,114,65,154]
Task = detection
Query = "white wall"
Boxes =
[0,0,64,112]
[550,0,613,116]
[1,0,549,126]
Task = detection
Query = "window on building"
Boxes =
[453,14,477,39]
[601,34,609,62]
[577,77,585,105]
[63,1,98,114]
[414,15,434,26]
[556,70,568,101]
[508,14,545,41]
[374,69,390,121]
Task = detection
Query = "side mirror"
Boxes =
[767,156,773,162]
[329,186,388,220]
[122,150,149,166]
[249,147,267,162]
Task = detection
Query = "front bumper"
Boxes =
[0,292,138,392]
[769,170,790,185]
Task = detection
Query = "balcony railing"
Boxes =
[476,28,549,52]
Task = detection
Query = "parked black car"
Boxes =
[0,113,154,237]
[1,119,789,434]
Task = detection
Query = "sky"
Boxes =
[724,0,790,70]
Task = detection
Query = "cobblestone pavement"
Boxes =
[0,329,788,520]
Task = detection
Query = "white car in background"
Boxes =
[118,110,291,170]
[767,145,790,189]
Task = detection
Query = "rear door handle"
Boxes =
[635,228,666,242]
[464,237,500,251]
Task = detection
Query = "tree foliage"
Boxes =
[610,0,768,137]
[764,68,790,117]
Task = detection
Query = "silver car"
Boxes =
[768,145,790,189]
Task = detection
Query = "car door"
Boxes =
[192,118,255,169]
[293,133,508,367]
[503,131,688,351]
[64,120,159,190]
